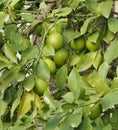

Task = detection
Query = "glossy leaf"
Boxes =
[80,16,96,35]
[108,17,118,33]
[93,52,103,69]
[110,108,118,129]
[77,52,97,72]
[103,29,114,43]
[10,98,20,119]
[85,0,97,12]
[98,62,109,82]
[99,0,113,18]
[111,77,118,89]
[36,59,50,81]
[68,68,80,98]
[3,44,18,64]
[23,74,35,92]
[0,12,7,29]
[21,46,39,64]
[42,45,55,57]
[50,7,72,17]
[78,116,93,130]
[56,64,68,89]
[104,39,118,64]
[62,92,74,103]
[18,91,35,118]
[102,90,118,111]
[43,88,56,110]
[0,99,8,116]
[43,113,65,130]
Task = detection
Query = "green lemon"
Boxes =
[70,37,85,51]
[34,78,48,95]
[45,58,56,74]
[54,48,69,67]
[46,32,63,50]
[86,39,100,52]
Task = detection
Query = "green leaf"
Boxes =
[18,91,35,118]
[70,0,81,10]
[68,68,80,99]
[3,44,18,64]
[108,17,118,33]
[110,108,118,129]
[10,97,20,119]
[0,12,8,29]
[20,14,36,22]
[103,29,114,43]
[43,88,56,110]
[87,70,110,94]
[85,0,97,12]
[23,74,35,92]
[50,7,72,17]
[4,24,22,44]
[43,113,65,130]
[99,0,113,18]
[56,64,68,89]
[36,59,50,81]
[98,62,109,82]
[62,92,74,103]
[104,38,118,64]
[80,16,97,35]
[21,46,39,64]
[102,90,118,111]
[78,116,93,130]
[0,99,8,116]
[77,52,97,72]
[42,45,55,57]
[111,77,118,89]
[103,124,112,130]
[88,31,99,43]
[93,52,103,70]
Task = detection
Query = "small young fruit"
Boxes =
[45,58,56,74]
[46,32,63,50]
[49,24,62,34]
[70,37,85,51]
[54,48,69,67]
[34,78,48,95]
[86,39,100,52]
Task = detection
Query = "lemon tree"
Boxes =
[0,0,118,130]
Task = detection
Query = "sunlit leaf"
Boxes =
[3,44,18,64]
[0,99,8,116]
[102,90,118,111]
[0,12,8,29]
[43,88,56,110]
[80,16,97,35]
[62,92,74,103]
[77,52,97,72]
[108,17,118,33]
[104,38,118,64]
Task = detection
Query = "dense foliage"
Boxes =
[0,0,118,130]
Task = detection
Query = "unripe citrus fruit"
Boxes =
[86,39,100,52]
[46,32,63,50]
[54,48,69,67]
[34,78,48,95]
[70,37,85,51]
[45,58,56,74]
[49,24,62,34]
